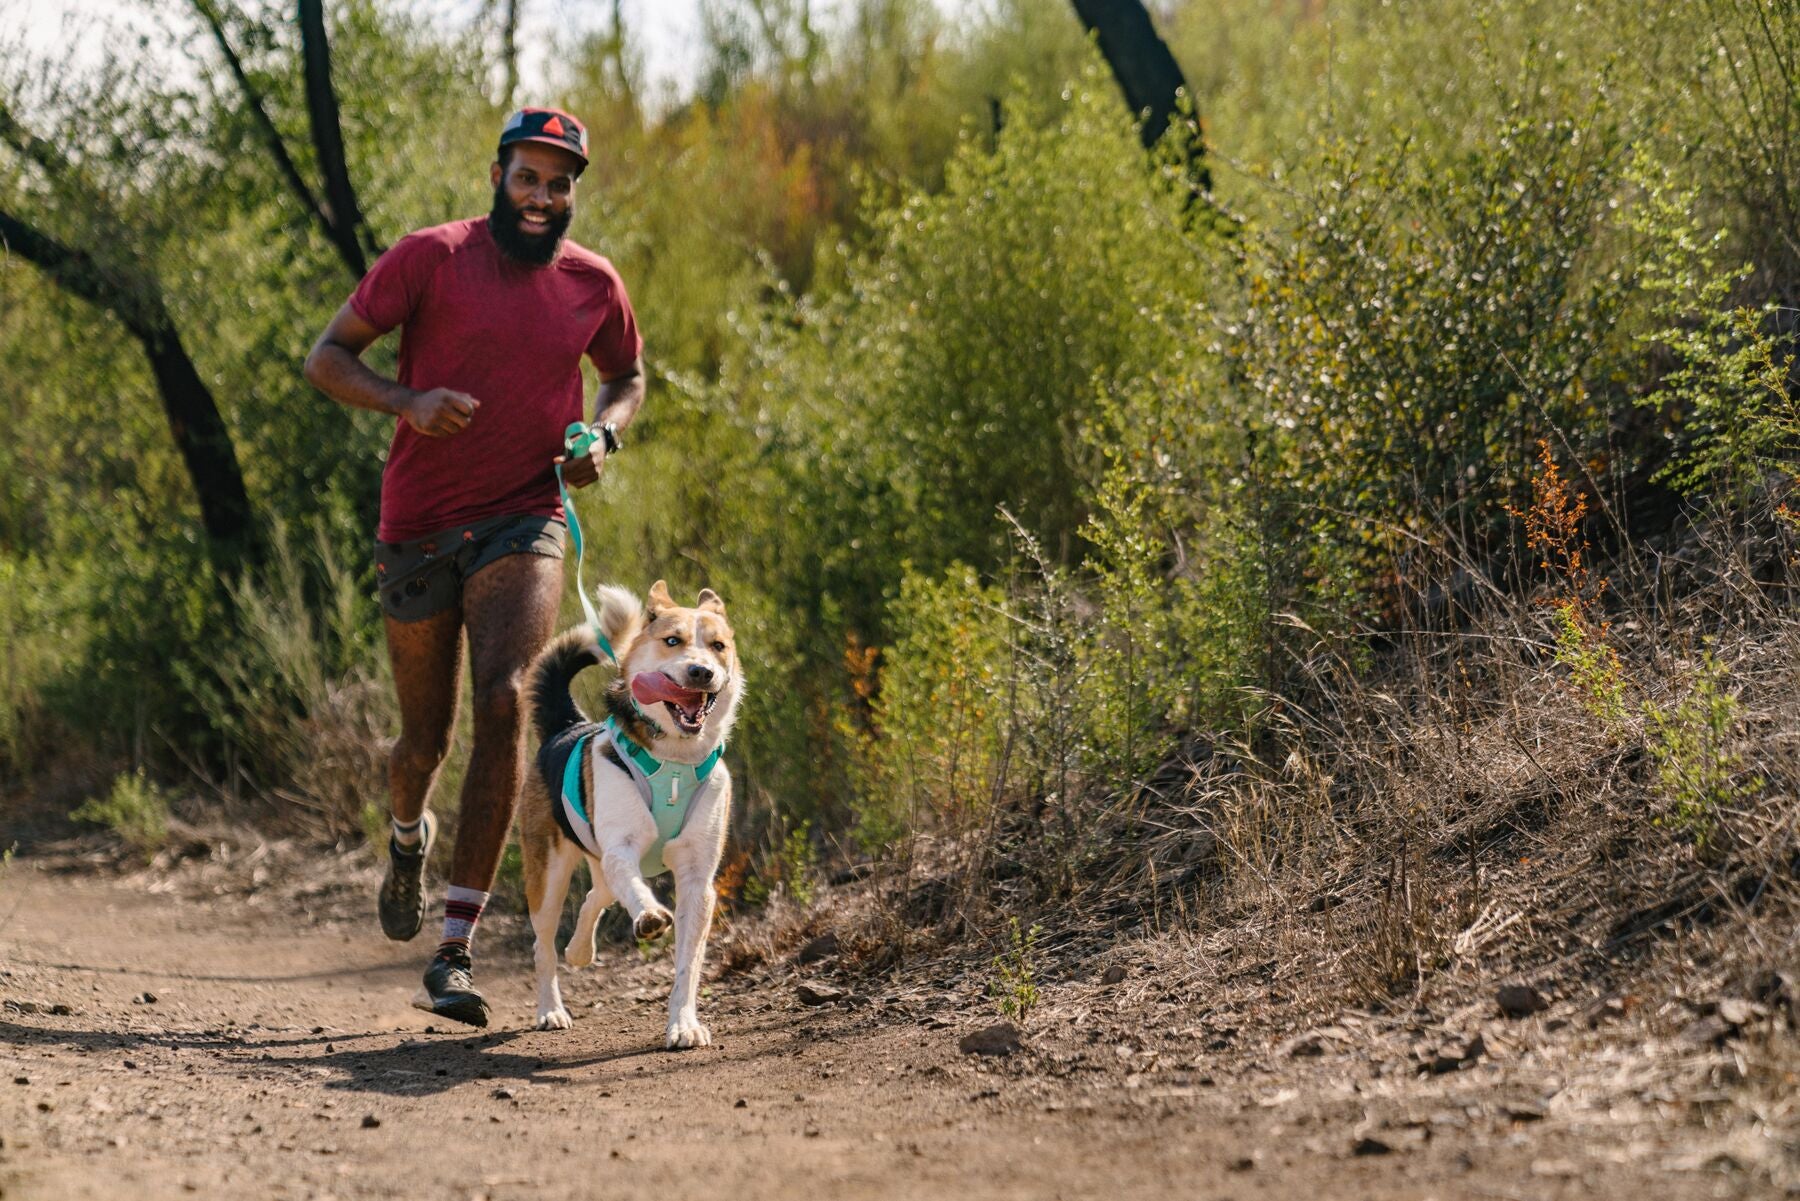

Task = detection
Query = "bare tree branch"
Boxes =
[0,204,256,557]
[299,0,379,276]
[502,0,520,108]
[189,0,351,272]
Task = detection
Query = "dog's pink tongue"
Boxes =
[630,671,704,707]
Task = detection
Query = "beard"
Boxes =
[487,184,572,265]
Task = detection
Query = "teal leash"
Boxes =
[557,420,618,664]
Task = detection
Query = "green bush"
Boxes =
[1230,109,1628,545]
[193,521,389,836]
[73,768,171,859]
[1645,651,1755,853]
[847,564,1010,850]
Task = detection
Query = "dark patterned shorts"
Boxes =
[373,513,565,623]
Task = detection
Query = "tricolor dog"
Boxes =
[519,579,740,1046]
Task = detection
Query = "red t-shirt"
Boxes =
[348,217,642,542]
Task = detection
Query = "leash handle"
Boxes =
[558,420,616,661]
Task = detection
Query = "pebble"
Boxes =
[958,1022,1022,1057]
[1496,984,1548,1019]
[796,981,846,1006]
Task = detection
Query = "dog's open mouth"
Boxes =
[629,671,718,735]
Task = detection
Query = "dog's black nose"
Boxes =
[686,663,715,685]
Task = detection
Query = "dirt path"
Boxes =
[0,858,1774,1200]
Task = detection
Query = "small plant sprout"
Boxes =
[1644,650,1756,853]
[988,916,1042,1025]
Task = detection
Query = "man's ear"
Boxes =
[490,160,502,189]
[648,579,675,612]
[696,588,726,616]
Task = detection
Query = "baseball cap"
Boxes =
[498,107,589,169]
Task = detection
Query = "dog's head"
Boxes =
[595,579,740,741]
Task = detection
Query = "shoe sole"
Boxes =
[410,986,490,1028]
[379,811,437,942]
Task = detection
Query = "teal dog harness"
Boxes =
[549,716,724,878]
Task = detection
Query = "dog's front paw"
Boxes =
[564,938,595,970]
[633,905,674,941]
[665,1016,712,1049]
[536,1005,573,1031]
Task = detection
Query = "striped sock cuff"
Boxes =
[392,815,425,847]
[440,885,490,948]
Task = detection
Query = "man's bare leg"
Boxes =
[377,606,462,942]
[414,552,561,1027]
[449,552,564,893]
[385,607,464,826]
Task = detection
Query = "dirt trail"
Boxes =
[0,859,1771,1201]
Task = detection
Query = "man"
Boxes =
[303,107,644,1027]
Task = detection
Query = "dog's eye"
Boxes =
[711,641,726,652]
[664,635,681,647]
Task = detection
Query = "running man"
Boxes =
[303,107,643,1026]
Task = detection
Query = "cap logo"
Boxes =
[543,115,565,136]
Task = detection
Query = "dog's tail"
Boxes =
[528,627,602,743]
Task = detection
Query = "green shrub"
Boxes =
[1627,165,1799,500]
[1645,651,1755,852]
[847,565,1011,851]
[194,521,389,836]
[987,916,1042,1024]
[73,768,171,859]
[1231,108,1628,544]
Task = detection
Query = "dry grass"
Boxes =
[737,472,1800,1178]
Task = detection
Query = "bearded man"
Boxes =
[303,107,643,1026]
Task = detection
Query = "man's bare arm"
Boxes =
[303,303,480,437]
[595,356,646,432]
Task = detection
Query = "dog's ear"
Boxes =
[696,588,726,616]
[647,579,675,615]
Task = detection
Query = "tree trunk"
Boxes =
[1068,0,1210,192]
[0,207,256,560]
[299,0,379,276]
[501,0,521,108]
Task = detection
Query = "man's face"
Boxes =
[488,141,582,264]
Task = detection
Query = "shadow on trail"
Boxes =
[1,1009,804,1102]
[3,956,416,986]
[308,1028,693,1099]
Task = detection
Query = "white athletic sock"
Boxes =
[439,885,490,953]
[392,814,425,848]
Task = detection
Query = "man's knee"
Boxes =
[392,726,453,777]
[472,673,527,736]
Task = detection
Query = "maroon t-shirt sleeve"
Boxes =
[585,264,644,376]
[348,230,449,334]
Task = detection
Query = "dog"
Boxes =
[518,579,741,1047]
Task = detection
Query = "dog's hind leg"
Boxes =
[529,839,581,1030]
[564,865,614,970]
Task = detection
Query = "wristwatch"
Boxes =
[600,422,622,455]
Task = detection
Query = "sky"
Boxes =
[5,0,975,106]
[6,0,714,98]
